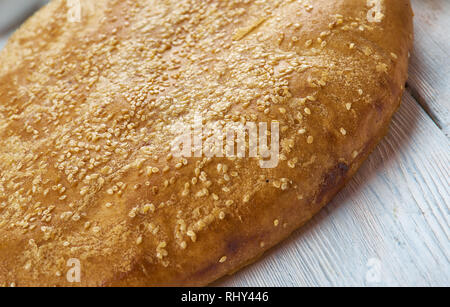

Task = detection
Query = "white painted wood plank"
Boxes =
[409,0,450,137]
[218,92,450,287]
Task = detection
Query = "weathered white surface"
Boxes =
[409,0,450,137]
[218,92,449,287]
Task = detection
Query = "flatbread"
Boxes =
[0,0,413,286]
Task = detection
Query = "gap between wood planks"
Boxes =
[408,0,450,138]
[404,84,439,131]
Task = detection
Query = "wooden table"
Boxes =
[0,0,448,287]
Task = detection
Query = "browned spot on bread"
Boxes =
[316,162,349,204]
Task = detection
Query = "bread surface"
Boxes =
[0,0,413,286]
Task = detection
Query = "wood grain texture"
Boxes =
[409,0,450,137]
[217,92,450,287]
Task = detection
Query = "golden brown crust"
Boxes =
[0,0,413,286]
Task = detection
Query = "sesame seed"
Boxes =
[136,236,143,245]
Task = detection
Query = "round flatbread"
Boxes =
[0,0,413,286]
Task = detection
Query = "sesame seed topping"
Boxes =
[136,236,143,245]
[0,0,411,284]
[219,256,227,263]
